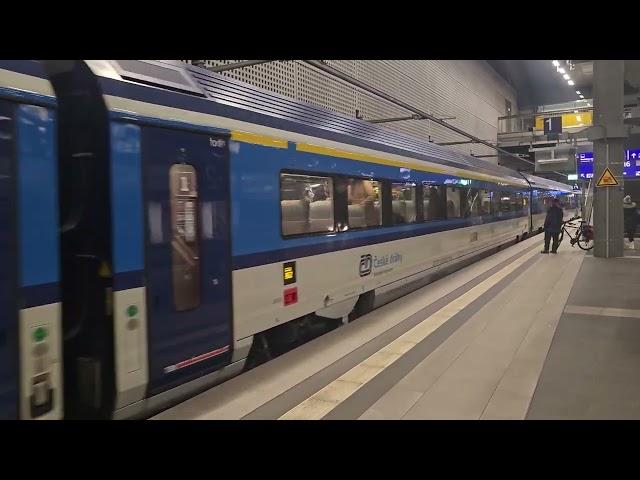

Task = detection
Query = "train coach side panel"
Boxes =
[228,138,530,343]
[231,217,529,341]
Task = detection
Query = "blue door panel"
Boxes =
[110,122,144,289]
[142,126,232,395]
[16,104,59,303]
[0,100,18,419]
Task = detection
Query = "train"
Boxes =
[0,60,579,420]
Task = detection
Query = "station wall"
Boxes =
[182,60,518,162]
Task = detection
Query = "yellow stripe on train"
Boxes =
[295,142,524,187]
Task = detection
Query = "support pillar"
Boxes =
[592,60,627,258]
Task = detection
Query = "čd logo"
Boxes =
[359,254,372,277]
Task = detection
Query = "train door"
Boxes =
[0,100,18,419]
[47,61,114,419]
[142,127,232,396]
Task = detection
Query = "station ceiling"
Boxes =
[488,60,640,110]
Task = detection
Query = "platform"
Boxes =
[152,235,640,420]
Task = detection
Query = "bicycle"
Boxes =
[559,218,594,251]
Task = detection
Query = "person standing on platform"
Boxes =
[623,195,638,249]
[542,198,564,254]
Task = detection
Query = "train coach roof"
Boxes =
[88,60,573,193]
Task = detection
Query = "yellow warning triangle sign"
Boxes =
[596,167,619,187]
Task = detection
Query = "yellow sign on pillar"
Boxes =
[596,167,619,187]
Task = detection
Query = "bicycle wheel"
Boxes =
[577,230,594,250]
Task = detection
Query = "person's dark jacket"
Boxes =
[624,208,638,232]
[544,205,564,233]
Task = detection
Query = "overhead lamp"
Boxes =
[576,90,581,95]
[558,67,566,74]
[552,60,560,67]
[580,95,585,99]
[568,80,575,86]
[563,73,570,80]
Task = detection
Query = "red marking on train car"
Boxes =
[284,287,298,306]
[164,345,230,373]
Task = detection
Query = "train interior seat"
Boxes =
[309,200,333,232]
[281,200,309,235]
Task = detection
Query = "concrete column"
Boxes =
[592,60,626,258]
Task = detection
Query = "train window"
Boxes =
[391,182,417,224]
[459,189,473,217]
[478,190,492,215]
[491,191,502,216]
[559,194,575,210]
[446,187,462,218]
[169,164,201,311]
[462,189,476,217]
[280,173,334,236]
[521,191,529,211]
[347,178,382,229]
[515,192,524,212]
[532,190,542,214]
[423,185,446,221]
[500,191,513,214]
[464,189,491,217]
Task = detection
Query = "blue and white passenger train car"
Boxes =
[0,60,577,419]
[0,65,62,419]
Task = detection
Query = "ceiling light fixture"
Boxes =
[576,90,581,95]
[568,80,575,86]
[558,67,566,74]
[563,74,570,80]
[552,60,560,67]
